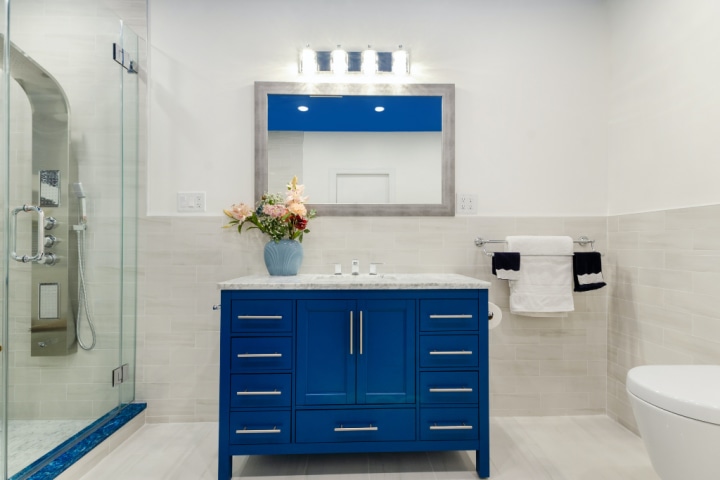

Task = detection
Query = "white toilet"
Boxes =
[626,365,720,480]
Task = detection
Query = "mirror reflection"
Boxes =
[255,82,455,216]
[268,94,442,205]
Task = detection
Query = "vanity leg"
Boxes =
[218,454,231,480]
[476,449,490,478]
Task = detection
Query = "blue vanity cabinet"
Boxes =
[218,284,489,480]
[296,298,415,406]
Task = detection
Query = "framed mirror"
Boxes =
[255,82,455,216]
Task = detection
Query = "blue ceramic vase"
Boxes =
[263,239,303,276]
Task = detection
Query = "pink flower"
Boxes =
[287,202,307,217]
[262,204,288,218]
[286,176,309,204]
[225,203,253,222]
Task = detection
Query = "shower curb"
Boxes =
[11,403,147,480]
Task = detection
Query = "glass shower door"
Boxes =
[1,1,10,478]
[0,1,139,477]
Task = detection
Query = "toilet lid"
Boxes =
[627,365,720,426]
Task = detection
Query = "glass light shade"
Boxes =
[392,46,409,75]
[331,46,348,75]
[299,46,317,74]
[361,46,378,75]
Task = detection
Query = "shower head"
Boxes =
[72,182,88,224]
[72,182,86,198]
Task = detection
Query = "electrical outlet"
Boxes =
[177,192,206,212]
[456,193,478,215]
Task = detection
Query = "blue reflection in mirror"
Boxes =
[268,95,442,132]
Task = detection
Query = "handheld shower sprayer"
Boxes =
[72,182,87,224]
[72,181,95,350]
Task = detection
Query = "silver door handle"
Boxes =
[359,310,363,355]
[334,424,378,432]
[350,311,353,355]
[236,390,281,396]
[237,353,282,358]
[237,315,283,320]
[429,314,473,319]
[11,205,45,263]
[429,388,473,393]
[429,350,472,355]
[430,424,473,430]
[236,427,281,434]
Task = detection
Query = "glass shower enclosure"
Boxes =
[1,0,140,477]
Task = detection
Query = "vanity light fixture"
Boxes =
[374,106,385,112]
[392,45,409,75]
[297,106,309,112]
[361,45,378,75]
[299,44,317,74]
[297,45,410,75]
[331,45,348,75]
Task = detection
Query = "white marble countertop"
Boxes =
[218,273,490,290]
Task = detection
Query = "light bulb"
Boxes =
[299,45,317,74]
[392,45,409,75]
[361,45,378,75]
[331,45,348,75]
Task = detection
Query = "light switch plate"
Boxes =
[177,192,206,212]
[456,193,477,215]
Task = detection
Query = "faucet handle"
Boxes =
[369,262,383,275]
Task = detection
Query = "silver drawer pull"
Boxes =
[429,350,472,355]
[237,390,281,396]
[236,426,281,434]
[430,424,473,431]
[429,388,473,393]
[334,424,378,432]
[237,353,282,358]
[429,314,473,319]
[237,315,283,320]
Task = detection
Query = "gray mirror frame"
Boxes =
[255,81,455,216]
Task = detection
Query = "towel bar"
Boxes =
[474,236,597,257]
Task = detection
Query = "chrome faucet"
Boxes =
[351,259,360,275]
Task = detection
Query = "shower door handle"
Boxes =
[10,205,45,263]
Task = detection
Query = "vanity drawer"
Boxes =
[420,408,478,441]
[231,337,292,372]
[231,300,293,333]
[420,299,479,332]
[230,411,291,445]
[296,409,415,443]
[420,371,479,404]
[230,374,291,408]
[420,335,479,368]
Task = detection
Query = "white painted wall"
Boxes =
[148,0,608,216]
[607,0,720,215]
[301,132,440,204]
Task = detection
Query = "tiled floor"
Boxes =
[78,415,660,479]
[6,419,93,477]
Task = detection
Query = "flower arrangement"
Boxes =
[224,176,316,243]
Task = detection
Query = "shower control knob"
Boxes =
[44,216,58,230]
[40,253,58,266]
[44,235,58,247]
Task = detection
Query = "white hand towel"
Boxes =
[506,236,574,317]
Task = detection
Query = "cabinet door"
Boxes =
[356,299,415,404]
[297,299,356,405]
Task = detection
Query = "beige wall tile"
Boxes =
[135,214,614,419]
